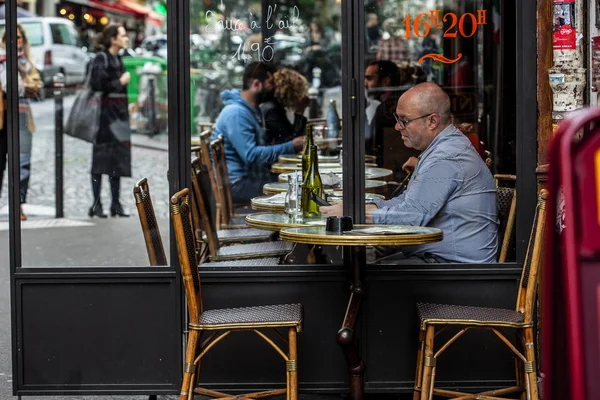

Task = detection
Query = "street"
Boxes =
[0,94,171,221]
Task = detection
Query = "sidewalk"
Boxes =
[131,132,169,152]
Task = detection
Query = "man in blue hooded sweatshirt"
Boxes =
[212,62,305,203]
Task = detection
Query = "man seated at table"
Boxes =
[212,62,305,203]
[321,83,498,263]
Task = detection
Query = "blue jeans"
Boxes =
[230,173,279,204]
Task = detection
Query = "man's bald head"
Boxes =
[401,83,451,125]
[395,83,453,151]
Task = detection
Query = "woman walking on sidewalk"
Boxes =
[0,24,42,221]
[88,24,132,218]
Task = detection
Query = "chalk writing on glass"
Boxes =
[204,2,300,63]
[401,9,487,64]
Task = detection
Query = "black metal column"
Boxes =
[53,74,65,218]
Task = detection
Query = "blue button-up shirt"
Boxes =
[372,124,498,263]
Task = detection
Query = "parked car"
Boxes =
[0,17,91,98]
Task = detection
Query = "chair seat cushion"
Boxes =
[193,303,303,331]
[212,241,294,261]
[200,258,280,268]
[203,228,274,243]
[416,302,527,330]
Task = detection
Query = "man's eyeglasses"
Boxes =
[393,112,433,129]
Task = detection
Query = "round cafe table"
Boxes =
[251,193,385,213]
[278,153,378,164]
[279,224,443,400]
[278,167,393,182]
[272,162,377,174]
[263,180,387,195]
[245,212,327,232]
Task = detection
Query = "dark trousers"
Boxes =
[230,173,279,204]
[91,174,122,207]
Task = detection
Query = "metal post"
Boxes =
[53,73,65,218]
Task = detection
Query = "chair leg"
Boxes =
[515,330,527,400]
[148,395,157,400]
[180,329,200,400]
[288,327,298,400]
[419,325,435,400]
[523,327,539,400]
[413,328,425,400]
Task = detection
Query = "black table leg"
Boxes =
[336,246,366,400]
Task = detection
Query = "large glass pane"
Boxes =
[190,0,343,265]
[364,0,513,263]
[2,10,170,267]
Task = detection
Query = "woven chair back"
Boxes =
[170,188,203,323]
[133,178,167,266]
[516,189,548,323]
[191,157,220,257]
[198,129,223,223]
[497,187,517,262]
[211,135,234,225]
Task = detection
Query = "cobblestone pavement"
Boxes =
[0,95,171,221]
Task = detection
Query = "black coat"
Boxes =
[89,51,131,177]
[259,99,306,146]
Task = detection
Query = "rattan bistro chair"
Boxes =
[495,174,517,263]
[191,157,275,245]
[134,178,168,266]
[171,188,303,400]
[134,178,280,268]
[412,189,547,400]
[191,163,294,262]
[211,135,253,229]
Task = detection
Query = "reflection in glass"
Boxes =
[365,1,513,263]
[190,0,342,265]
[9,14,170,267]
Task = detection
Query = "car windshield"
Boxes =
[0,21,43,46]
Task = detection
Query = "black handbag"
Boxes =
[64,53,107,144]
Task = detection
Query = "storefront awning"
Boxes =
[147,11,165,27]
[89,0,148,18]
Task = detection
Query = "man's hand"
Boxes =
[321,201,378,223]
[402,156,418,174]
[292,136,305,151]
[320,201,343,217]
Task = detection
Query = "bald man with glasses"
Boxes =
[322,83,498,264]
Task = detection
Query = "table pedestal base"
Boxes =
[336,247,366,400]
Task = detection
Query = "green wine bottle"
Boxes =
[301,124,314,180]
[302,144,323,218]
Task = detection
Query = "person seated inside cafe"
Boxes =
[259,67,310,146]
[365,60,399,161]
[321,82,498,264]
[212,62,305,204]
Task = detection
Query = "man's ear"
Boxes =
[382,76,391,87]
[429,114,441,130]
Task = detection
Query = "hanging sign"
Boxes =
[553,0,577,50]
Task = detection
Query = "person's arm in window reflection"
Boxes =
[371,159,460,226]
[225,107,300,165]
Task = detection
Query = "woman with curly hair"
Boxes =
[259,68,309,146]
